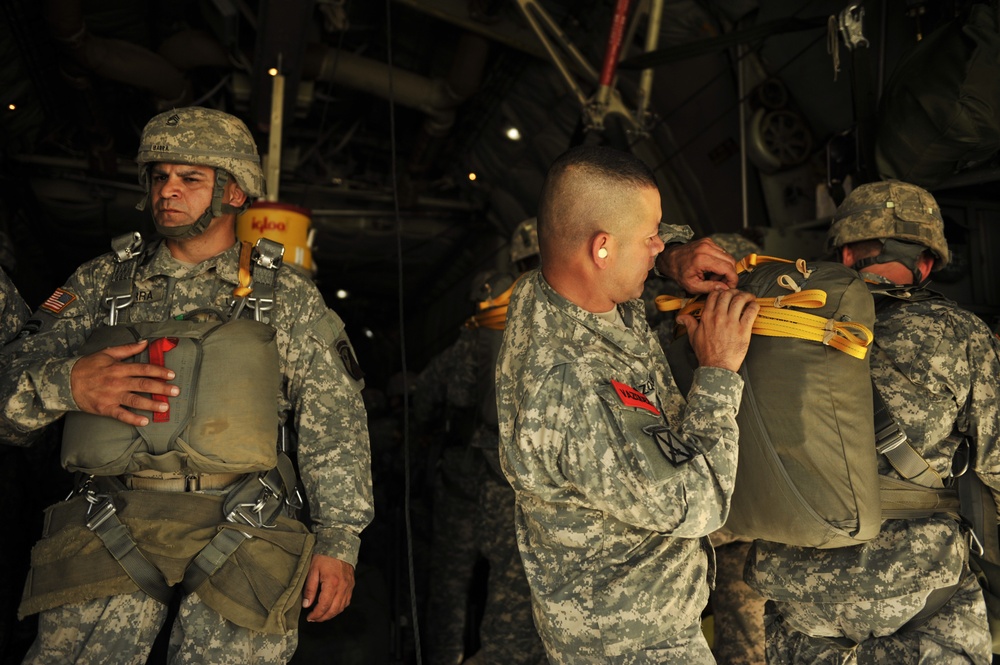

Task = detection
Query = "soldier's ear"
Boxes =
[226,182,247,209]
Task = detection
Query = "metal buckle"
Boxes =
[875,426,907,455]
[225,474,282,531]
[85,494,117,531]
[968,525,986,558]
[104,294,133,326]
[838,4,869,50]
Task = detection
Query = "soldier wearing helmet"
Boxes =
[827,179,950,285]
[510,217,540,273]
[747,179,1000,665]
[1,107,373,663]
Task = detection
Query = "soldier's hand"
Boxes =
[303,554,355,622]
[70,340,179,426]
[679,289,758,372]
[656,237,739,293]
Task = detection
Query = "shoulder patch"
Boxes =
[40,288,77,315]
[336,339,365,381]
[643,424,696,466]
[610,379,660,416]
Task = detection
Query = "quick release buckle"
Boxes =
[225,474,282,532]
[875,425,908,455]
[85,493,117,531]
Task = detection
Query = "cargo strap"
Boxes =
[229,238,285,323]
[656,254,874,359]
[465,279,518,330]
[104,232,147,326]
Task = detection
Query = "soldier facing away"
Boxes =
[746,180,1000,664]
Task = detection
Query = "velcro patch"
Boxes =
[336,339,365,381]
[643,424,696,466]
[40,288,77,315]
[610,379,660,416]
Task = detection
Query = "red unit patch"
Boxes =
[610,379,660,416]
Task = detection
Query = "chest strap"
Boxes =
[229,238,284,323]
[104,233,147,326]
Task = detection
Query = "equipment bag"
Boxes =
[662,255,962,548]
[662,255,880,548]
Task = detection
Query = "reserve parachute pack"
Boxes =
[661,255,959,549]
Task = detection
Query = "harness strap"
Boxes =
[85,486,174,605]
[104,232,146,326]
[182,452,299,595]
[873,384,945,488]
[229,238,284,323]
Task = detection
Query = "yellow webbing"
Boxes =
[654,254,874,360]
[233,240,254,299]
[465,279,518,330]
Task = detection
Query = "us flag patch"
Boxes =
[40,288,77,314]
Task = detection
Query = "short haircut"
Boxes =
[537,145,658,259]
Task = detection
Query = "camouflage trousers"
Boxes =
[470,459,546,665]
[764,571,991,664]
[424,446,483,665]
[22,590,296,664]
[544,620,715,665]
[711,540,766,665]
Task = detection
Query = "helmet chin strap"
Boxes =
[148,170,246,240]
[851,238,926,284]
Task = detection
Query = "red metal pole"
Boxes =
[599,0,632,87]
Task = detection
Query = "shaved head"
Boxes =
[537,145,658,261]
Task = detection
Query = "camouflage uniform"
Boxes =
[424,268,546,665]
[417,331,486,665]
[496,261,745,664]
[0,239,374,663]
[642,232,766,665]
[746,183,1000,664]
[0,268,29,349]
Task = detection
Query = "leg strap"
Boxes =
[85,492,174,605]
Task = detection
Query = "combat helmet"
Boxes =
[827,180,950,276]
[510,217,539,266]
[136,107,266,239]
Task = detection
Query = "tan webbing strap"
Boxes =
[879,475,960,520]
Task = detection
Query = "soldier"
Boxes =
[745,180,1000,664]
[0,107,373,663]
[462,222,546,665]
[496,144,759,664]
[0,267,28,352]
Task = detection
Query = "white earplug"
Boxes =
[597,248,608,259]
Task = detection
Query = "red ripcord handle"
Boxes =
[147,337,178,422]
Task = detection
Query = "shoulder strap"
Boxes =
[229,238,285,323]
[104,232,154,325]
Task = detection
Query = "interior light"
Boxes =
[268,67,279,76]
[505,126,522,141]
[468,172,477,181]
[7,104,14,111]
[335,289,349,299]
